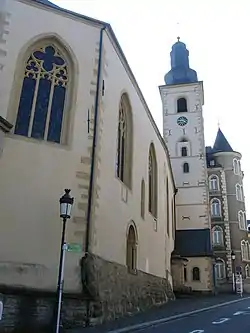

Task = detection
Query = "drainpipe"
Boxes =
[83,26,105,327]
[85,26,106,255]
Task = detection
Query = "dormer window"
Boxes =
[177,98,187,113]
[210,160,215,167]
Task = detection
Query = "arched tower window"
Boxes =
[238,211,246,230]
[177,97,187,113]
[148,143,158,218]
[236,184,243,201]
[192,267,200,281]
[212,226,223,245]
[141,179,145,219]
[116,93,133,188]
[14,43,71,144]
[209,175,219,191]
[183,162,189,173]
[126,224,137,273]
[210,198,221,217]
[241,240,248,261]
[181,146,187,157]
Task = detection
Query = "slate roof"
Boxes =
[35,0,59,9]
[175,229,212,257]
[213,128,233,153]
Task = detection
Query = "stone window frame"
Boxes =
[209,174,220,191]
[148,142,158,219]
[126,222,138,274]
[238,210,247,230]
[215,258,226,280]
[233,158,241,175]
[8,35,78,146]
[116,92,133,189]
[140,179,145,219]
[210,198,222,217]
[192,267,200,281]
[245,264,250,278]
[212,225,224,246]
[235,184,243,201]
[177,97,188,113]
[241,240,250,262]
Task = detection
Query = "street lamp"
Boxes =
[55,189,74,333]
[231,250,236,293]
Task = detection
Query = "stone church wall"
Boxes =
[0,254,174,332]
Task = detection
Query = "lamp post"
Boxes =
[55,189,74,333]
[231,250,236,294]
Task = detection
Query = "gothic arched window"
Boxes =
[209,175,219,191]
[210,198,221,217]
[116,93,133,188]
[212,226,223,245]
[177,98,187,113]
[14,44,70,144]
[126,224,137,273]
[148,143,158,218]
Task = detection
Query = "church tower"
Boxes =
[159,38,213,292]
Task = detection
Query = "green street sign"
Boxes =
[67,243,82,253]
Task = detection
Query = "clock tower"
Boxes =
[159,38,213,292]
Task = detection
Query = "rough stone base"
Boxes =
[87,254,175,324]
[0,287,88,332]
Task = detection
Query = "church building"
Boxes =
[0,0,248,331]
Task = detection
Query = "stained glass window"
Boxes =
[14,44,68,144]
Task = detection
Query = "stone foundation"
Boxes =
[86,254,175,323]
[0,287,88,332]
[0,254,174,331]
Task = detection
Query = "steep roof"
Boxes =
[35,0,59,9]
[213,128,233,153]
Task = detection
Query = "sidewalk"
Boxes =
[68,294,247,333]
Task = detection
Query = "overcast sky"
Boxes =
[54,0,250,215]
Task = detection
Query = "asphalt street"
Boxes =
[132,297,250,333]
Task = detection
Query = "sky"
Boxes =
[54,0,250,214]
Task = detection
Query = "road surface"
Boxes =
[132,297,250,333]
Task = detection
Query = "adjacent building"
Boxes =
[206,130,249,290]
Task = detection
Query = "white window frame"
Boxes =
[238,210,247,230]
[210,198,221,217]
[212,226,223,245]
[236,184,243,201]
[245,264,250,278]
[241,240,249,261]
[209,175,219,191]
[215,259,226,279]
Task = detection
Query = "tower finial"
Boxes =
[217,118,220,129]
[176,22,180,42]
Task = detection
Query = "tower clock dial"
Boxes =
[177,116,188,127]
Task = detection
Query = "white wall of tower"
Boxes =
[160,82,210,231]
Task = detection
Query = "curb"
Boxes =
[108,296,250,333]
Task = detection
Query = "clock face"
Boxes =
[177,116,188,127]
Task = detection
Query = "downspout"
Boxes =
[85,26,106,255]
[82,25,106,327]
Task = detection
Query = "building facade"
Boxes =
[206,129,250,291]
[0,0,175,330]
[160,39,213,293]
